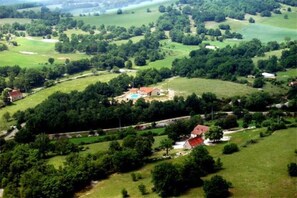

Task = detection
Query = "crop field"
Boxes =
[154,77,258,98]
[78,128,296,197]
[0,73,119,132]
[0,18,31,25]
[0,37,89,68]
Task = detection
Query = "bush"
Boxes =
[138,184,147,195]
[287,163,297,177]
[121,188,129,197]
[223,143,239,154]
[203,175,231,198]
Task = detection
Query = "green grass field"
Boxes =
[154,77,259,98]
[252,49,284,65]
[0,73,119,132]
[73,0,169,28]
[277,69,297,81]
[78,127,297,198]
[0,18,31,25]
[0,37,89,67]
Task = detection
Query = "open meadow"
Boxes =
[0,37,89,67]
[77,127,297,197]
[0,18,31,25]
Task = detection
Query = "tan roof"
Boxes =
[191,125,209,135]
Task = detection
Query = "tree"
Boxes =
[284,14,288,19]
[48,57,55,65]
[2,112,10,122]
[117,9,123,15]
[32,133,51,158]
[223,143,239,154]
[287,163,297,176]
[151,162,183,197]
[249,17,255,23]
[125,60,132,69]
[159,5,166,13]
[203,175,231,198]
[138,184,147,195]
[160,138,173,156]
[134,56,146,66]
[121,188,129,197]
[205,126,223,142]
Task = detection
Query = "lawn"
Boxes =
[0,37,89,68]
[154,77,258,98]
[0,73,119,132]
[78,127,297,198]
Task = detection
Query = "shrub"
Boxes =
[131,173,137,181]
[203,175,231,198]
[223,143,239,154]
[121,188,129,197]
[138,184,147,195]
[287,163,297,177]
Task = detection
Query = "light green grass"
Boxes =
[112,35,145,45]
[0,73,119,132]
[154,77,258,98]
[0,18,31,25]
[79,127,297,198]
[277,69,297,81]
[0,37,89,67]
[239,23,297,43]
[73,3,164,28]
[252,49,284,65]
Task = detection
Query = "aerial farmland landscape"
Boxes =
[0,0,296,197]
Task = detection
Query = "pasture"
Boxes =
[0,73,119,132]
[72,0,174,28]
[0,37,88,67]
[277,69,297,81]
[154,77,258,98]
[0,18,31,25]
[78,127,297,197]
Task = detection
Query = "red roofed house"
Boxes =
[183,136,204,149]
[8,89,23,102]
[191,125,209,138]
[183,124,209,149]
[139,87,160,96]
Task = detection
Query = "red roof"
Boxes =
[139,87,154,94]
[191,125,209,135]
[8,89,22,98]
[187,137,204,148]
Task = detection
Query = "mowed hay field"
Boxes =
[0,73,119,132]
[78,128,297,198]
[154,77,258,98]
[0,37,89,67]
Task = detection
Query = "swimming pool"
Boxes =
[128,93,141,100]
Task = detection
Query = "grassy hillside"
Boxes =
[78,127,297,197]
[72,0,172,28]
[0,37,88,67]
